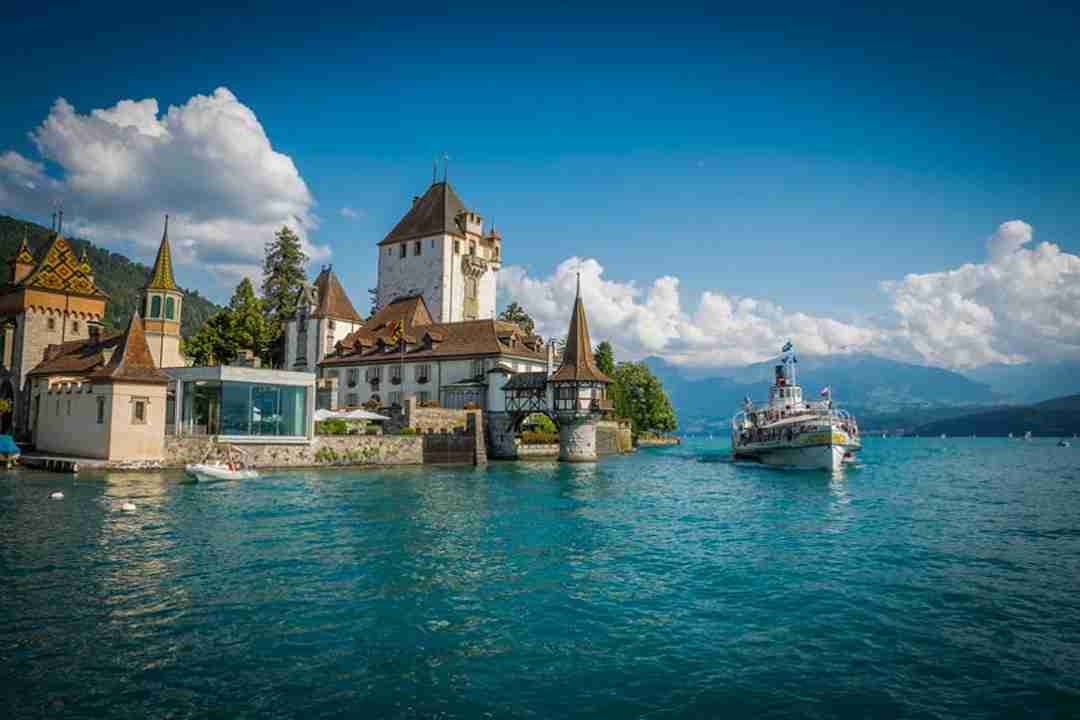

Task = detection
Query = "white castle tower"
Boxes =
[375,180,502,323]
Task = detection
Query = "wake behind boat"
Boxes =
[731,344,861,471]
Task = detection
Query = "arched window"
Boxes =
[165,296,176,320]
[150,295,162,318]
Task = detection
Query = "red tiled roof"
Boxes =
[90,314,169,384]
[310,267,362,322]
[549,281,610,384]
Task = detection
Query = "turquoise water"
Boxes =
[3,439,1079,718]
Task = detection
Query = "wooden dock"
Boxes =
[19,454,109,473]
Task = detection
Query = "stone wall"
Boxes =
[559,415,598,462]
[636,436,681,447]
[163,434,422,468]
[597,419,633,456]
[516,442,559,458]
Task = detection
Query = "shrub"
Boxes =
[398,427,418,436]
[316,418,349,435]
[523,413,556,433]
[520,431,559,445]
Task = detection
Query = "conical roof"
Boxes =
[10,232,35,267]
[550,276,611,384]
[311,267,362,321]
[90,312,169,384]
[380,181,470,245]
[17,232,108,298]
[145,215,178,291]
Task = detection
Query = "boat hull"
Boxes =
[734,442,856,471]
[184,464,259,482]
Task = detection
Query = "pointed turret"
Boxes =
[8,231,36,284]
[550,274,611,384]
[90,312,168,384]
[145,214,178,291]
[141,215,185,368]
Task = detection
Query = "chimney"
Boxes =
[87,320,104,342]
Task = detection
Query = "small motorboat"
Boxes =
[185,443,258,482]
[185,463,259,482]
[1059,440,1072,448]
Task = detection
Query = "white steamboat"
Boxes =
[731,346,861,471]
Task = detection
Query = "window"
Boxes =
[66,399,71,416]
[365,366,382,383]
[165,296,176,320]
[347,392,358,407]
[399,243,407,259]
[327,320,336,332]
[72,321,80,333]
[150,295,162,318]
[454,240,461,254]
[414,363,430,383]
[388,391,402,407]
[413,241,421,256]
[417,391,430,404]
[388,247,392,256]
[472,359,485,378]
[347,368,359,388]
[47,317,56,331]
[325,370,338,380]
[469,243,476,256]
[494,245,500,260]
[390,366,402,384]
[132,398,147,424]
[96,396,105,424]
[56,399,60,415]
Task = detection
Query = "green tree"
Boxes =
[182,311,236,366]
[610,362,678,437]
[228,278,274,362]
[594,341,615,376]
[498,301,535,335]
[262,225,308,337]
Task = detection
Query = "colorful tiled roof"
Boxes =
[145,216,178,291]
[17,232,108,298]
[10,233,35,267]
[379,181,471,245]
[549,277,611,384]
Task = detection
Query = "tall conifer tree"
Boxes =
[262,225,308,337]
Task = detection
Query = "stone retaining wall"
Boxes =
[597,420,634,456]
[163,435,422,468]
[516,443,559,458]
[636,436,681,447]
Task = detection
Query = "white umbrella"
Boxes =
[341,409,390,421]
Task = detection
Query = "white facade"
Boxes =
[284,314,361,372]
[376,233,500,323]
[323,354,546,411]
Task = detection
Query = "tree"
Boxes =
[183,311,236,366]
[183,279,273,366]
[610,361,678,437]
[228,278,273,362]
[262,226,308,337]
[499,302,535,335]
[594,341,615,376]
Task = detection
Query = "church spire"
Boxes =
[145,215,178,291]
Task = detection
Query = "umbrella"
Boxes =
[314,408,390,422]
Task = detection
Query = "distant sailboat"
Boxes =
[1008,432,1014,439]
[1024,431,1032,441]
[940,433,947,439]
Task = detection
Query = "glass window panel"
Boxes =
[251,384,280,436]
[150,295,162,318]
[165,296,176,320]
[280,385,306,436]
[221,382,250,435]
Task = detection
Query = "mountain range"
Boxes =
[642,353,1027,435]
[0,215,219,337]
[913,394,1080,437]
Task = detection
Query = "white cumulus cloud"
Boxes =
[500,220,1080,370]
[498,257,880,367]
[0,88,328,293]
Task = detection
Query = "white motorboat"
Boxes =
[1059,440,1072,448]
[731,344,861,471]
[184,444,258,482]
[185,462,259,482]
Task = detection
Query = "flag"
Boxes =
[387,320,404,344]
[820,386,831,397]
[782,340,793,353]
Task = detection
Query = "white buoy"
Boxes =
[120,502,137,512]
[50,491,64,500]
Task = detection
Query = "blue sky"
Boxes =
[2,2,1078,367]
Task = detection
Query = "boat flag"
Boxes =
[782,341,793,353]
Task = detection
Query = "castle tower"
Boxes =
[375,180,502,323]
[549,275,611,462]
[141,215,186,368]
